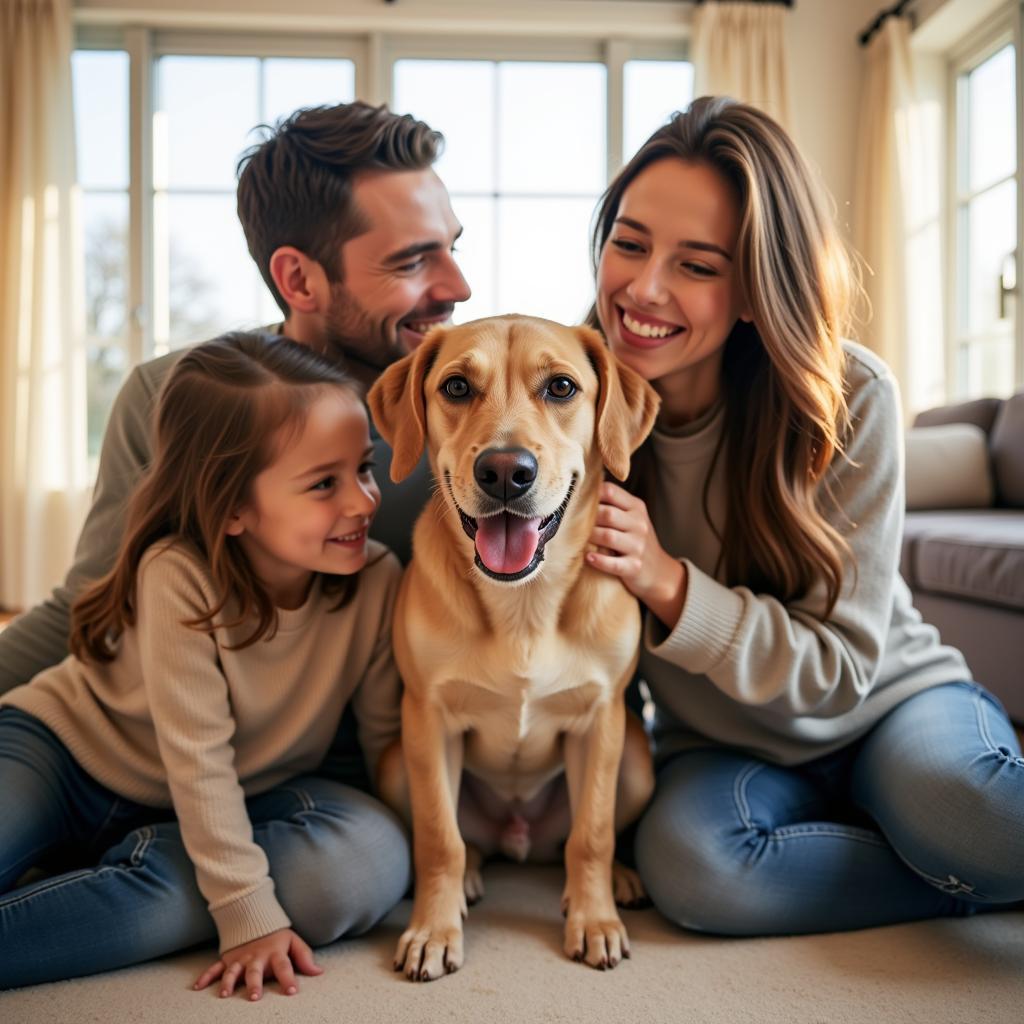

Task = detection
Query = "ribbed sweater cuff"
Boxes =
[211,880,292,953]
[645,559,745,674]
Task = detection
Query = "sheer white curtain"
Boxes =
[853,15,916,396]
[691,0,792,127]
[0,0,89,610]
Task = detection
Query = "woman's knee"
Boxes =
[634,757,768,935]
[871,759,1024,902]
[856,685,1024,903]
[270,785,411,945]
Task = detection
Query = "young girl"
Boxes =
[586,96,1024,935]
[0,332,409,995]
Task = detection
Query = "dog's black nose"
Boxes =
[474,447,538,502]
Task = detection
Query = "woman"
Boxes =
[586,95,1023,935]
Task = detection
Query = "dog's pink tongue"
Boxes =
[475,513,543,575]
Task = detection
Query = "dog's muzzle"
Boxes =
[446,471,577,582]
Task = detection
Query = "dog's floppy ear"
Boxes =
[577,326,660,481]
[367,328,445,482]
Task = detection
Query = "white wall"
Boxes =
[816,0,1019,195]
[785,0,887,239]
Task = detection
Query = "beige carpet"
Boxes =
[2,864,1021,1024]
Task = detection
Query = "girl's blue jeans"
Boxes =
[635,682,1024,935]
[0,708,411,989]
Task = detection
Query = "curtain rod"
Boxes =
[859,0,913,47]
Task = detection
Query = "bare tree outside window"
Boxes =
[84,217,220,455]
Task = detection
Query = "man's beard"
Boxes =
[323,281,406,373]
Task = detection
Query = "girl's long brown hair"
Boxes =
[71,331,362,662]
[590,96,859,617]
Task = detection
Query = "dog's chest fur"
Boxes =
[405,593,638,801]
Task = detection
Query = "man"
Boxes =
[0,100,469,692]
[0,101,469,994]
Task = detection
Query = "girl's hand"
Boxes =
[587,481,687,628]
[194,927,323,1001]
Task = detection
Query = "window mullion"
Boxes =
[492,60,502,313]
[1016,0,1024,388]
[125,26,153,366]
[957,171,1017,205]
[366,32,388,105]
[947,63,962,395]
[605,39,627,181]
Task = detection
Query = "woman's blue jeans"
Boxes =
[0,708,411,989]
[635,682,1024,936]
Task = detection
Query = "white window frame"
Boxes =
[74,20,688,366]
[946,4,1024,397]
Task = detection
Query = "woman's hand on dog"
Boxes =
[587,482,687,628]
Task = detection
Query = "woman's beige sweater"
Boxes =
[634,342,968,767]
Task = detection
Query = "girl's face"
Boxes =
[230,389,381,608]
[596,157,751,424]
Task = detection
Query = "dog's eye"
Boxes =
[442,375,472,400]
[546,376,577,400]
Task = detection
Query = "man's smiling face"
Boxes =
[323,167,471,370]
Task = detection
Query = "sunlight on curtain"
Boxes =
[0,0,89,609]
[853,15,923,407]
[691,1,792,128]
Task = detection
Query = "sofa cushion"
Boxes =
[911,591,1024,721]
[913,396,1003,434]
[902,510,1024,611]
[904,424,993,509]
[991,391,1024,507]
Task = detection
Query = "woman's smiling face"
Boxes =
[596,157,751,424]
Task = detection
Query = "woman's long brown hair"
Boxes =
[70,331,362,662]
[590,96,860,618]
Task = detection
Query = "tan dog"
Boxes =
[368,315,660,981]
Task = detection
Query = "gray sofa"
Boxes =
[901,391,1024,721]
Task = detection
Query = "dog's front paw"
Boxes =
[394,919,465,981]
[562,898,630,970]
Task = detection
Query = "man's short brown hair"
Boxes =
[236,101,443,316]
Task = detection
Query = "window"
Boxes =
[72,27,691,457]
[154,54,355,350]
[623,59,695,160]
[951,34,1019,398]
[394,59,608,325]
[72,49,129,457]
